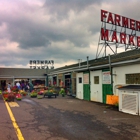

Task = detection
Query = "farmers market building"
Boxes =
[48,48,140,101]
[0,68,47,90]
[1,48,140,103]
[1,9,140,115]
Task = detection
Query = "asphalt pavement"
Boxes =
[0,94,140,140]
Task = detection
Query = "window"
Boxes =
[126,73,140,84]
[94,76,99,84]
[79,77,82,83]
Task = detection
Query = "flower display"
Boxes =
[11,86,19,92]
[19,90,27,96]
[2,92,9,101]
[7,93,15,102]
[16,93,22,101]
[59,88,65,97]
[30,91,37,98]
[38,90,44,95]
[37,95,43,99]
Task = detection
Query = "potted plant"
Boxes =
[30,91,37,98]
[38,90,44,95]
[11,86,19,92]
[11,86,19,96]
[7,92,15,102]
[59,88,65,97]
[19,90,27,96]
[15,93,22,101]
[37,95,43,99]
[2,91,9,101]
[22,92,27,96]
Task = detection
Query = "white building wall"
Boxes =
[90,70,102,103]
[76,72,83,99]
[113,64,140,95]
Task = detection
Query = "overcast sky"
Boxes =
[0,0,140,69]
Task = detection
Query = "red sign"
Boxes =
[101,10,140,47]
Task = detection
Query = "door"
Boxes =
[71,72,76,96]
[83,71,90,101]
[71,78,76,96]
[76,73,83,99]
[102,69,113,104]
[90,70,102,103]
[65,74,71,95]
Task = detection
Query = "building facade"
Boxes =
[1,49,140,104]
[0,68,47,90]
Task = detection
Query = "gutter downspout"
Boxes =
[108,54,112,85]
[87,56,89,69]
[108,54,111,75]
[108,54,113,95]
[78,59,82,68]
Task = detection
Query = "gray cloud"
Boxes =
[0,0,140,68]
[43,0,103,17]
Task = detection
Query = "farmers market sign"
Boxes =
[29,60,54,69]
[101,9,140,46]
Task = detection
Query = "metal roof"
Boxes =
[0,68,47,78]
[49,48,140,74]
[118,85,140,90]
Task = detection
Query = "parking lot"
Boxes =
[0,94,140,140]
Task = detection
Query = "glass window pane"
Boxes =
[94,76,99,84]
[79,77,82,83]
[126,73,140,84]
